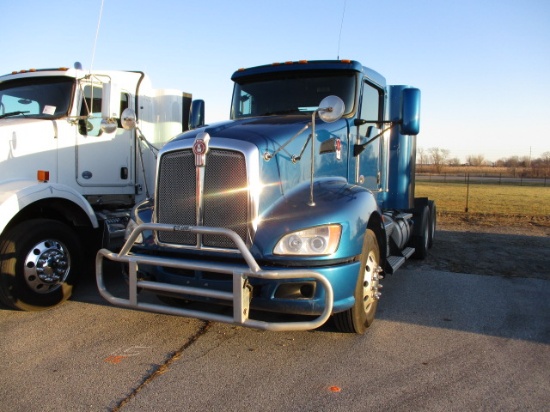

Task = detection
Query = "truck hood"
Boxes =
[161,115,350,218]
[168,115,347,150]
[0,118,57,180]
[0,116,57,136]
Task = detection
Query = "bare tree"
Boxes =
[417,147,426,172]
[540,151,550,177]
[466,154,486,167]
[505,156,520,168]
[429,147,449,173]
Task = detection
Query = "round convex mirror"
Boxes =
[100,118,117,134]
[318,95,345,123]
[121,108,137,130]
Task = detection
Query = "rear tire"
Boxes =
[428,200,436,249]
[0,219,81,310]
[412,205,430,259]
[333,229,381,334]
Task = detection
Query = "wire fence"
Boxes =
[416,172,549,187]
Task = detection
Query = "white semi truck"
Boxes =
[0,64,202,310]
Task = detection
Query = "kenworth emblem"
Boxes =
[193,132,210,167]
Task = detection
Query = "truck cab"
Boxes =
[96,60,434,334]
[0,65,194,310]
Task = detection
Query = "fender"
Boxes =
[0,179,99,234]
[252,177,380,262]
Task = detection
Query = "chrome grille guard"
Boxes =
[96,223,334,332]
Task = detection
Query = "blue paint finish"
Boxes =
[232,60,365,81]
[253,178,378,261]
[148,256,360,316]
[384,85,418,210]
[118,59,425,326]
[246,261,360,315]
[401,88,421,135]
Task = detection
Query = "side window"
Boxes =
[118,93,129,128]
[120,93,129,114]
[79,86,129,135]
[356,80,384,189]
[359,81,382,139]
[236,91,253,117]
[79,85,103,136]
[81,85,103,116]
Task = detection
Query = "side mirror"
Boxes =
[101,82,121,120]
[189,99,205,129]
[100,118,116,134]
[120,108,137,130]
[400,88,421,135]
[318,95,345,123]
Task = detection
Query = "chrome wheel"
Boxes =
[333,229,381,334]
[361,248,381,314]
[24,239,71,293]
[0,219,80,310]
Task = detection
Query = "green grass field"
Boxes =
[415,182,550,217]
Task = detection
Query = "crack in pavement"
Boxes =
[109,321,211,411]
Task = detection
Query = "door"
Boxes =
[355,80,384,191]
[75,82,135,195]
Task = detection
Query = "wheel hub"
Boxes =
[24,240,70,294]
[362,252,382,310]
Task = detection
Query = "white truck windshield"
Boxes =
[231,71,357,119]
[0,77,74,119]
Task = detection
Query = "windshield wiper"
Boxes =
[0,111,30,119]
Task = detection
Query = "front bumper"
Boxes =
[96,223,339,332]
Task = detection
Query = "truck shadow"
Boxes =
[376,229,550,344]
[10,229,548,345]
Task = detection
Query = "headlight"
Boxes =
[273,224,341,256]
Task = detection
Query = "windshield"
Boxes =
[231,71,357,119]
[0,76,74,119]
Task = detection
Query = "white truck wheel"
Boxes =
[0,219,81,310]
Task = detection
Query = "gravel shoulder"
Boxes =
[406,213,550,280]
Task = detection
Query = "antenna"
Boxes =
[90,0,105,72]
[337,0,347,59]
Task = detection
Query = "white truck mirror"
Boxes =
[120,108,137,130]
[100,118,117,134]
[101,82,121,120]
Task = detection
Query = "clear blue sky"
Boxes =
[2,0,549,162]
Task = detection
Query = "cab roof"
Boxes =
[231,59,386,87]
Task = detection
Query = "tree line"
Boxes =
[417,148,550,177]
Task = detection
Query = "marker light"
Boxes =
[274,224,341,256]
[37,170,50,182]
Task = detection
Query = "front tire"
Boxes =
[0,219,81,310]
[333,229,381,334]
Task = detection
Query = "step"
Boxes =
[386,247,415,274]
[386,255,405,274]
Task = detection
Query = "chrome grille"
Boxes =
[157,148,249,249]
[157,150,196,245]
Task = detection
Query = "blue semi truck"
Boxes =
[96,59,436,334]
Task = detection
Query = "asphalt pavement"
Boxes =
[1,265,548,411]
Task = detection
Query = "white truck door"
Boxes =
[76,84,135,194]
